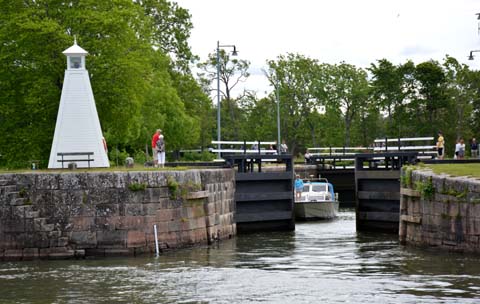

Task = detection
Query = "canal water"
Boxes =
[1,210,480,303]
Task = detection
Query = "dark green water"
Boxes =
[1,210,480,303]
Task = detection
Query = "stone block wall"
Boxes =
[400,167,480,252]
[0,169,236,260]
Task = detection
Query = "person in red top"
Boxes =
[151,129,161,167]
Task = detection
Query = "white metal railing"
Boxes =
[372,137,436,158]
[373,137,434,143]
[211,140,276,145]
[211,140,279,157]
[307,147,371,157]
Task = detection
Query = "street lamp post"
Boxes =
[468,50,480,60]
[216,41,238,159]
[276,81,281,154]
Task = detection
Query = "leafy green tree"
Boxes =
[266,54,323,154]
[323,63,369,147]
[240,93,278,142]
[467,70,480,138]
[139,0,195,73]
[410,60,449,136]
[197,49,250,141]
[0,0,201,167]
[368,59,413,137]
[171,72,212,149]
[442,56,474,141]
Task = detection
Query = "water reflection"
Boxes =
[1,210,480,303]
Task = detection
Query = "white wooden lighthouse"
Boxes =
[48,39,110,168]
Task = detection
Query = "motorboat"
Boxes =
[294,178,339,220]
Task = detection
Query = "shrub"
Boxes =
[180,151,215,162]
[109,148,130,166]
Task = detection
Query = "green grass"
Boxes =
[423,163,480,178]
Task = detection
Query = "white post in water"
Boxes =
[153,224,159,257]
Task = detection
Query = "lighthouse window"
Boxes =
[70,57,81,69]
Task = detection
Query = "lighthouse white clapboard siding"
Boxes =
[48,41,109,168]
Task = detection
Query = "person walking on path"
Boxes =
[471,138,478,159]
[295,175,304,199]
[151,129,161,167]
[436,131,445,160]
[156,134,166,168]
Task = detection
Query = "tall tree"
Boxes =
[139,0,195,73]
[368,59,411,137]
[266,54,323,154]
[197,49,250,141]
[411,60,448,136]
[442,56,474,141]
[0,0,201,167]
[323,63,369,147]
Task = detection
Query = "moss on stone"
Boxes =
[128,182,147,192]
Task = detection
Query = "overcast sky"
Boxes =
[175,0,480,97]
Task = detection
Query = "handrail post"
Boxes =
[398,138,401,151]
[243,140,247,154]
[385,137,388,152]
[258,140,261,155]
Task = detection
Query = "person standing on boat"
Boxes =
[295,175,304,199]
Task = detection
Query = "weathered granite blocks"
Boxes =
[400,167,480,252]
[0,169,236,260]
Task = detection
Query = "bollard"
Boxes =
[125,157,134,168]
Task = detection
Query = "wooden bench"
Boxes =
[57,152,94,168]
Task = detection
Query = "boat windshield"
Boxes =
[311,184,328,192]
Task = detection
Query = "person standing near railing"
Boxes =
[304,150,312,164]
[471,138,478,159]
[436,131,445,160]
[456,138,465,160]
[280,140,288,154]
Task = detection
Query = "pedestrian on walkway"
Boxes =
[471,138,478,159]
[436,131,445,160]
[151,129,161,167]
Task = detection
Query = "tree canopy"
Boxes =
[0,0,206,167]
[1,1,480,167]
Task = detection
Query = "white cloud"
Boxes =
[176,0,480,97]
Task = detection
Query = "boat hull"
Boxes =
[294,200,339,220]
